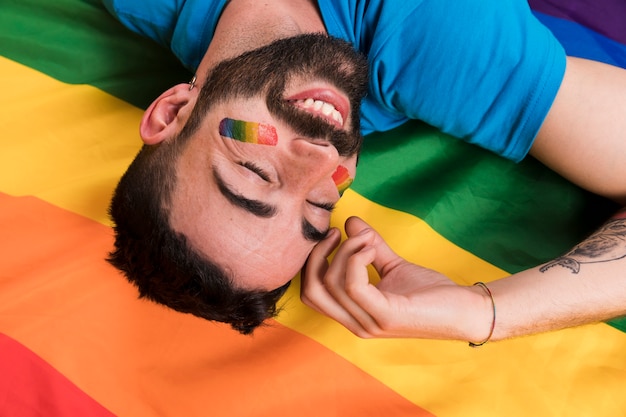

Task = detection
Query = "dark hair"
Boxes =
[108,33,368,335]
[108,125,289,335]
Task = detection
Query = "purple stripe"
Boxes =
[529,0,626,45]
[533,11,626,68]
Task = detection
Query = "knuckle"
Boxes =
[354,329,372,339]
[362,320,382,337]
[376,317,394,332]
[344,281,359,298]
[321,277,336,294]
[299,293,311,305]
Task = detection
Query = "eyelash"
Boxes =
[238,162,335,213]
[239,161,271,182]
[307,200,335,212]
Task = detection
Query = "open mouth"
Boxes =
[289,98,343,128]
[285,88,349,129]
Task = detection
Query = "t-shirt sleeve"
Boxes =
[101,0,227,71]
[101,0,179,50]
[366,0,566,161]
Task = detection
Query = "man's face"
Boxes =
[168,35,368,291]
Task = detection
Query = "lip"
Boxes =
[285,88,350,129]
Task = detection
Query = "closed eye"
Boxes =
[307,200,335,212]
[239,161,271,182]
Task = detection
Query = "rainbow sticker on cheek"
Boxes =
[332,165,354,196]
[219,118,278,146]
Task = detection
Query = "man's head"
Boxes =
[108,34,368,333]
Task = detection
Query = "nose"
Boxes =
[280,137,340,185]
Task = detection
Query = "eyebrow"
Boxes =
[212,167,329,242]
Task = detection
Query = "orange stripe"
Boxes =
[0,193,431,417]
[0,56,142,226]
[0,333,117,417]
[278,192,626,416]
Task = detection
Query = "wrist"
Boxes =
[465,282,496,346]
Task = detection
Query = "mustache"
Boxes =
[266,89,363,157]
[185,33,368,157]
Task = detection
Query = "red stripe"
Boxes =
[0,333,116,417]
[0,193,433,416]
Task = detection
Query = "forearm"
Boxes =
[302,214,626,343]
[481,208,626,341]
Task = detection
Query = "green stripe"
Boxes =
[1,0,616,268]
[0,0,190,109]
[356,122,618,271]
[2,0,623,331]
[355,122,624,331]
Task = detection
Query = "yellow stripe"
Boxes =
[0,57,142,226]
[3,56,626,416]
[277,192,626,416]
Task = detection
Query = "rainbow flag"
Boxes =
[1,1,625,415]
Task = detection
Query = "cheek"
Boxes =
[267,248,312,288]
[245,240,313,290]
[264,227,313,278]
[219,118,278,146]
[332,165,355,195]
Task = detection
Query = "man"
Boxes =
[108,32,369,334]
[104,0,626,343]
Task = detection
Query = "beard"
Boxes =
[182,34,369,157]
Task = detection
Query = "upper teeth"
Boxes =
[293,98,344,127]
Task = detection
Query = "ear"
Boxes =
[139,83,196,145]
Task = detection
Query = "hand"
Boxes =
[301,217,492,341]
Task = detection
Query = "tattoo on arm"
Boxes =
[540,208,626,274]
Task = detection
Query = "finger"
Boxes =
[345,216,401,276]
[343,260,392,334]
[343,218,408,333]
[313,226,342,258]
[319,227,374,298]
[303,227,341,282]
[344,216,370,237]
[301,229,369,335]
[317,228,385,334]
[334,243,385,335]
[301,227,341,308]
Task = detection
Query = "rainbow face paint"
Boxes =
[332,165,354,196]
[219,118,278,146]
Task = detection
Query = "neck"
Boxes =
[195,0,326,86]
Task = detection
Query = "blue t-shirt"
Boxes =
[103,0,566,161]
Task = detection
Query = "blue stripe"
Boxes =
[533,11,626,68]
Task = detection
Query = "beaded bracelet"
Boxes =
[469,282,496,348]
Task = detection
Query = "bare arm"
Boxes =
[301,211,626,342]
[488,207,626,340]
[300,57,626,342]
[531,57,626,203]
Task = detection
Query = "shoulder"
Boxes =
[101,0,229,71]
[101,0,183,49]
